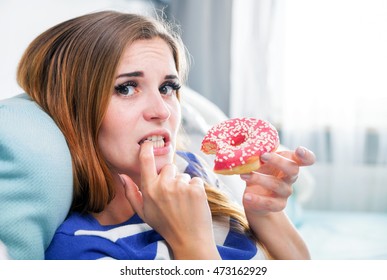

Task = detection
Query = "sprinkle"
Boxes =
[201,117,279,174]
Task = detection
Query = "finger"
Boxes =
[277,146,316,167]
[243,192,286,212]
[120,174,144,219]
[260,153,299,183]
[241,172,293,198]
[139,141,158,188]
[294,146,316,166]
[175,173,191,184]
[189,176,204,186]
[159,163,177,182]
[187,177,208,202]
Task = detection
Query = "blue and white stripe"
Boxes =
[45,151,265,260]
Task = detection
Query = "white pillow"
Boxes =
[180,86,315,225]
[0,240,9,260]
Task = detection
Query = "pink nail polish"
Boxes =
[260,153,271,162]
[244,193,253,201]
[240,174,251,180]
[296,147,306,157]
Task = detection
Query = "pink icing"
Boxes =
[201,118,279,172]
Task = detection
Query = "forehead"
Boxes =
[117,37,176,72]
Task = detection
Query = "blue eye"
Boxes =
[159,82,181,96]
[114,81,137,96]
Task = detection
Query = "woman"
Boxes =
[17,11,315,260]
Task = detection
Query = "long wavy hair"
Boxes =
[17,11,261,249]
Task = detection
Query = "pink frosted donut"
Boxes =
[201,117,279,175]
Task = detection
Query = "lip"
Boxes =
[137,129,171,147]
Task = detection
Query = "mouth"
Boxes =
[138,135,167,148]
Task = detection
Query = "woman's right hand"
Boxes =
[121,141,220,259]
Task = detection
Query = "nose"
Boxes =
[143,92,171,121]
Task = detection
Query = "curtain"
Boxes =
[230,0,387,211]
[168,0,233,115]
[230,0,282,123]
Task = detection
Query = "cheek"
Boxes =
[97,102,131,162]
[98,114,120,160]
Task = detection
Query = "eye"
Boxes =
[114,81,138,97]
[159,81,181,96]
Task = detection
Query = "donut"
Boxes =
[201,117,279,175]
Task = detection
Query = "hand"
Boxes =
[240,146,316,216]
[121,141,220,259]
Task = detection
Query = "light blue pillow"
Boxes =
[0,93,73,259]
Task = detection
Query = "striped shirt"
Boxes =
[45,151,265,260]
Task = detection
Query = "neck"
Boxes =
[92,173,135,225]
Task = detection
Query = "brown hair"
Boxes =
[17,11,258,246]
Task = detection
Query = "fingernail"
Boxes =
[244,193,253,201]
[296,146,306,158]
[240,174,251,181]
[260,153,271,162]
[118,174,126,187]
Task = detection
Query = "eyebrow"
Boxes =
[116,72,179,80]
[165,75,179,80]
[116,71,143,79]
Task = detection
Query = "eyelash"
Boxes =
[114,81,181,97]
[159,81,181,96]
[114,81,138,97]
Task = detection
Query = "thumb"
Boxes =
[120,174,144,220]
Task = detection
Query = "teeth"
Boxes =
[142,135,165,148]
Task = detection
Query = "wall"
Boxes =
[305,163,387,212]
[0,0,155,100]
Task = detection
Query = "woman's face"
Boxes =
[98,37,181,181]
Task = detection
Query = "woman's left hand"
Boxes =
[240,146,316,216]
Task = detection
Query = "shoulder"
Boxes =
[0,94,73,259]
[53,212,96,235]
[45,212,101,260]
[213,218,266,260]
[46,213,165,260]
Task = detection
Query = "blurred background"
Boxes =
[1,0,386,259]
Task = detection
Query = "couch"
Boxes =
[1,88,386,260]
